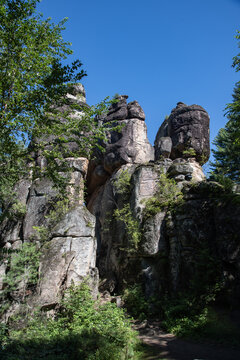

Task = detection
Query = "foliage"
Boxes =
[160,243,227,342]
[122,284,149,320]
[1,242,40,302]
[162,304,240,345]
[0,282,139,359]
[33,197,70,242]
[0,0,81,192]
[8,201,27,220]
[211,31,240,181]
[143,171,183,218]
[113,169,132,198]
[114,204,141,251]
[0,0,117,212]
[113,169,142,250]
[182,148,196,158]
[209,173,234,192]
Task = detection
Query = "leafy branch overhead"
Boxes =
[0,0,120,211]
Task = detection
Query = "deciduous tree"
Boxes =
[0,0,113,209]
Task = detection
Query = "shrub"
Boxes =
[122,284,148,320]
[182,148,196,158]
[143,171,183,218]
[114,204,141,251]
[1,282,139,360]
[1,242,40,302]
[113,169,131,199]
[113,168,141,251]
[210,173,234,192]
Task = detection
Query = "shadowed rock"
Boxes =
[155,102,210,164]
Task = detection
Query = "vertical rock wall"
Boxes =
[0,85,98,318]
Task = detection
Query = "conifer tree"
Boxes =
[211,31,240,182]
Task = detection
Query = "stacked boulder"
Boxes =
[154,102,210,164]
[87,95,154,205]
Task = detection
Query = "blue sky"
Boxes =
[38,0,240,166]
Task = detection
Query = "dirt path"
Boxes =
[135,321,240,360]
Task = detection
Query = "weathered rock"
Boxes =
[162,183,240,303]
[66,83,86,104]
[155,117,169,138]
[22,178,58,240]
[52,206,95,238]
[37,206,97,308]
[155,102,210,164]
[169,102,210,163]
[154,136,172,159]
[140,212,167,256]
[127,100,145,120]
[105,95,128,121]
[88,164,139,290]
[87,164,109,196]
[64,157,89,205]
[130,165,160,221]
[0,179,31,245]
[87,96,153,201]
[168,158,205,182]
[0,260,7,290]
[2,85,240,323]
[103,119,154,174]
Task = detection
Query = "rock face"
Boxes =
[165,182,240,301]
[87,96,154,202]
[37,206,97,308]
[0,85,98,318]
[1,88,240,321]
[155,102,210,164]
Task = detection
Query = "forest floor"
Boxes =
[134,320,240,360]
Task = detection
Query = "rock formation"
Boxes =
[0,86,98,319]
[87,95,154,202]
[1,87,240,323]
[154,102,210,164]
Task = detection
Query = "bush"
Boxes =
[114,204,141,250]
[210,173,234,192]
[113,168,141,251]
[0,282,139,360]
[1,242,40,302]
[162,305,240,345]
[142,171,183,218]
[122,284,149,320]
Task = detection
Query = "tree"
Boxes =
[0,0,113,209]
[211,31,240,182]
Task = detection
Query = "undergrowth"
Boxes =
[0,282,140,360]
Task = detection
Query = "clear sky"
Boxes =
[38,0,240,166]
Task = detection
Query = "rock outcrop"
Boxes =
[87,96,154,203]
[1,87,240,323]
[154,102,210,164]
[37,206,98,308]
[0,85,98,318]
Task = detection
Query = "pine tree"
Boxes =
[211,32,240,182]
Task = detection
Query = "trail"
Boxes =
[135,321,240,360]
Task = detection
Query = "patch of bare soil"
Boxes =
[134,320,240,360]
